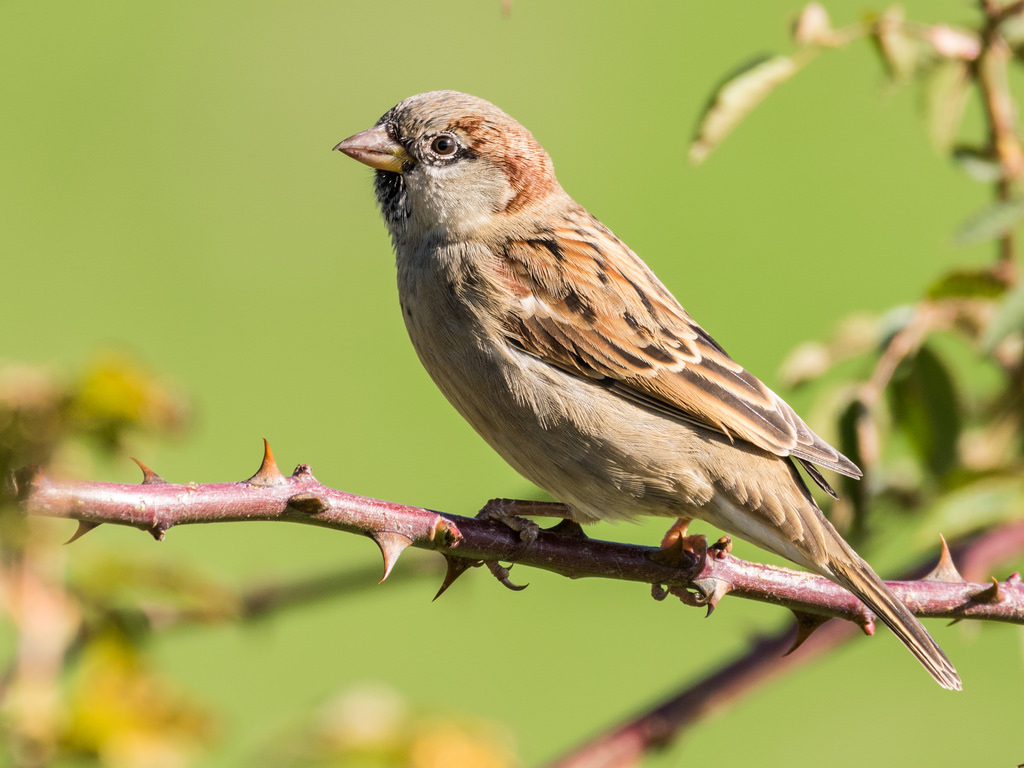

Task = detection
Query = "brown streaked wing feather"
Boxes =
[496,208,861,480]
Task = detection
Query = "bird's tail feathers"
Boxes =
[825,546,962,691]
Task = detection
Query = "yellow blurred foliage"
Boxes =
[62,632,214,768]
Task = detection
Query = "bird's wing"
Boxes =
[495,208,861,484]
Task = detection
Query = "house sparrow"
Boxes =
[335,90,960,690]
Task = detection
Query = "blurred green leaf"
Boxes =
[951,146,1005,183]
[1001,13,1024,49]
[925,60,970,151]
[877,304,917,349]
[0,361,67,472]
[778,341,831,387]
[916,474,1024,545]
[690,53,808,164]
[836,398,871,542]
[888,344,962,479]
[779,314,881,387]
[869,6,925,81]
[982,279,1024,351]
[76,553,239,624]
[838,398,866,471]
[792,3,833,46]
[952,199,1024,246]
[0,355,190,474]
[926,268,1007,300]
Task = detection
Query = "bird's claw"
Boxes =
[485,560,528,591]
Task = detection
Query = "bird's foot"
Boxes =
[471,498,576,593]
[650,520,733,614]
[651,517,707,569]
[477,498,574,545]
[659,516,692,549]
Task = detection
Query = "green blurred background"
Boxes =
[2,0,1021,765]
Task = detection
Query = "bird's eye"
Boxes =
[430,135,458,157]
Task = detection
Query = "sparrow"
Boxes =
[334,90,961,690]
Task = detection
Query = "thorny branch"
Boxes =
[11,442,1024,634]
[542,519,1024,768]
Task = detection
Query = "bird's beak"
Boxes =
[334,124,409,173]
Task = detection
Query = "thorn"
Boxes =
[923,535,965,583]
[149,524,166,542]
[861,617,875,636]
[701,579,733,617]
[65,520,101,544]
[291,463,314,478]
[785,610,832,655]
[131,457,167,484]
[433,555,479,600]
[485,560,528,591]
[247,438,286,486]
[370,531,413,582]
[973,576,1006,604]
[287,493,327,515]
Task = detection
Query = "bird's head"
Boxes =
[335,91,560,244]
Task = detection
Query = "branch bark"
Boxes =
[11,445,1023,630]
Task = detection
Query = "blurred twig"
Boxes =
[977,0,1024,280]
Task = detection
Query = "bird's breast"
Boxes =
[392,240,727,522]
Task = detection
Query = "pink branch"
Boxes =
[12,447,1023,627]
